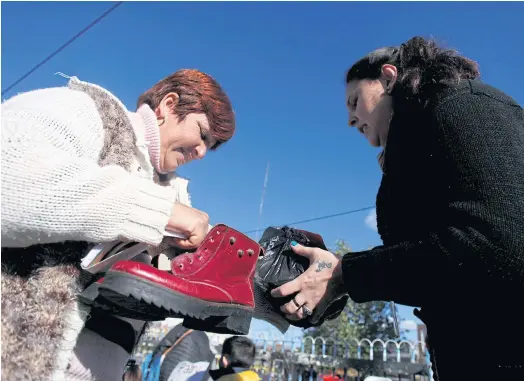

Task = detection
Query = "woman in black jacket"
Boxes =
[271,36,524,380]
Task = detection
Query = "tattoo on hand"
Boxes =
[315,260,332,272]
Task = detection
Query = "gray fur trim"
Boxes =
[1,264,86,381]
[68,78,137,171]
[1,79,139,381]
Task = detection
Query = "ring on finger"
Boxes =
[302,305,313,317]
[292,294,306,309]
[280,294,306,315]
[292,297,302,308]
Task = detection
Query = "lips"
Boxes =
[358,124,367,135]
[175,147,193,165]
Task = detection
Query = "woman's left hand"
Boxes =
[270,242,347,323]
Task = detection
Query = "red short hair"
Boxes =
[137,69,235,149]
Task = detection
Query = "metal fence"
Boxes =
[214,335,431,381]
[135,329,432,381]
[251,336,428,363]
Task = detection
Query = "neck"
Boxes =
[129,104,166,174]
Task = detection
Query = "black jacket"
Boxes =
[150,324,214,381]
[341,80,524,380]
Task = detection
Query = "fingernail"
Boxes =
[291,241,297,246]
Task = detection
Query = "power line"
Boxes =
[243,205,375,235]
[2,1,124,96]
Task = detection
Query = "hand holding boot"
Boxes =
[166,203,210,250]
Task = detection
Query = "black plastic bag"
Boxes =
[253,226,349,332]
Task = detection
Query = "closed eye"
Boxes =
[200,128,208,141]
[347,96,357,110]
[197,121,208,142]
[197,121,219,149]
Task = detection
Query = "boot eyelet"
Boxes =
[179,264,184,269]
[230,237,236,245]
[210,238,214,243]
[237,249,244,258]
[247,249,254,256]
[188,259,193,264]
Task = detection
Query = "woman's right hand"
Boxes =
[165,203,210,250]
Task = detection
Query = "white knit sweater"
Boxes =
[1,77,192,381]
[1,83,190,248]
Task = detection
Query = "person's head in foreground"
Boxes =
[219,336,256,370]
[137,69,235,173]
[345,36,480,149]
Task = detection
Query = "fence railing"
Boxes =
[136,329,430,369]
[249,335,428,364]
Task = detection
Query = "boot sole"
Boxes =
[98,271,254,334]
[78,281,161,320]
[95,295,166,321]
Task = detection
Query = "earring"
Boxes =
[158,117,166,127]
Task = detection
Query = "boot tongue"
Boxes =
[170,225,226,273]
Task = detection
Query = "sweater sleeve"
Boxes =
[342,91,524,306]
[1,89,177,247]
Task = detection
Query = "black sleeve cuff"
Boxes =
[341,249,388,303]
[340,242,431,306]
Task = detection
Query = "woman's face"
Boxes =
[155,93,216,172]
[345,65,397,148]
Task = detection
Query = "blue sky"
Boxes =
[3,1,524,341]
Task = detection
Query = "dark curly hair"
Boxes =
[346,36,480,105]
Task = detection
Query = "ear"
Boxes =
[380,64,398,92]
[155,92,179,119]
[221,355,229,368]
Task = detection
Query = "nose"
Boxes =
[194,143,207,160]
[348,114,357,128]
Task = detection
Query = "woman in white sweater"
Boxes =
[1,69,236,381]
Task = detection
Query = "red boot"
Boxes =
[97,224,263,334]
